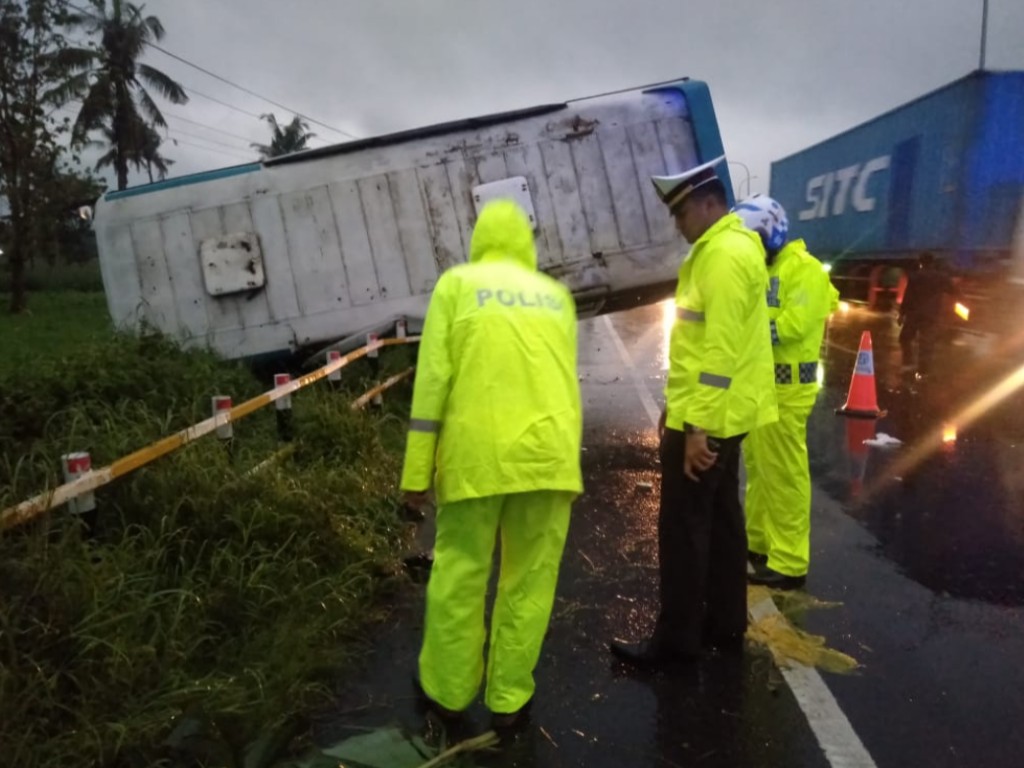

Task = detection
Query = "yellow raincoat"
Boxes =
[665,213,778,436]
[745,239,839,576]
[400,199,581,715]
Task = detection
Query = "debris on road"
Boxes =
[864,433,903,448]
[746,586,859,675]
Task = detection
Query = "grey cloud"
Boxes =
[97,0,1022,195]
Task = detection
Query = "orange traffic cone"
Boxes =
[836,331,885,418]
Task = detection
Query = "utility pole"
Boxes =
[728,161,752,200]
[980,0,989,70]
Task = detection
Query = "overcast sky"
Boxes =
[91,0,1024,196]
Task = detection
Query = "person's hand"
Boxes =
[403,490,430,513]
[684,431,718,482]
[658,409,666,439]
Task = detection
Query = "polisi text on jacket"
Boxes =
[476,289,565,311]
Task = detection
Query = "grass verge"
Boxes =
[0,291,112,375]
[0,306,417,768]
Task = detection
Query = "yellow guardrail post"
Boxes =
[273,373,295,442]
[0,337,420,533]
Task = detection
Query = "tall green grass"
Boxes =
[0,291,112,376]
[0,325,417,767]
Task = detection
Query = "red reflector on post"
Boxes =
[212,396,233,440]
[274,373,292,411]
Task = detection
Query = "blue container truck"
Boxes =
[769,70,1024,334]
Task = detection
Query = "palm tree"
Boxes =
[251,114,316,159]
[88,123,172,183]
[139,123,172,183]
[63,0,187,190]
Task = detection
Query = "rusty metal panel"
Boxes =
[570,133,621,254]
[328,180,378,306]
[159,212,210,340]
[131,218,179,332]
[444,157,477,259]
[628,121,673,244]
[218,202,274,326]
[95,223,141,328]
[539,139,591,261]
[473,151,509,185]
[419,163,465,272]
[504,142,562,267]
[93,80,711,361]
[189,206,243,331]
[280,188,351,315]
[388,168,438,294]
[600,125,651,249]
[357,175,412,301]
[199,232,265,297]
[249,196,301,321]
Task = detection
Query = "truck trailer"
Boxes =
[769,70,1024,331]
[93,79,731,361]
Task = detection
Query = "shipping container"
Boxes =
[93,79,731,361]
[771,70,1024,272]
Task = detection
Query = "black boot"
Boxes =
[747,550,768,567]
[748,564,806,591]
[491,699,532,737]
[609,635,697,667]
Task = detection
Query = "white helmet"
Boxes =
[734,195,789,252]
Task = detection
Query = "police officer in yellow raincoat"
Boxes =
[735,195,839,590]
[400,199,582,729]
[611,157,777,665]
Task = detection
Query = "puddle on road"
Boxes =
[813,307,1024,606]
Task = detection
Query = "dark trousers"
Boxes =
[656,428,748,654]
[899,318,938,372]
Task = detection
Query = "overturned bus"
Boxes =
[93,78,732,360]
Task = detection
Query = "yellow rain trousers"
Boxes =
[400,199,582,714]
[745,240,839,577]
[419,491,572,714]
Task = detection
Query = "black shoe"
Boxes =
[748,565,806,591]
[412,673,463,721]
[609,637,696,667]
[398,501,426,522]
[491,699,532,735]
[747,551,768,567]
[403,550,434,571]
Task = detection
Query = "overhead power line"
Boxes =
[163,112,261,145]
[166,137,254,163]
[59,98,253,144]
[181,84,265,120]
[145,42,359,140]
[167,126,255,153]
[64,3,353,141]
[170,90,327,146]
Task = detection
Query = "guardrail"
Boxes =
[0,334,419,533]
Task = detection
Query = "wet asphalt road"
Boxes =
[323,302,1024,767]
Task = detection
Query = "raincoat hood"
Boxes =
[469,199,538,270]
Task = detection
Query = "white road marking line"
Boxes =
[601,312,878,768]
[600,315,661,426]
